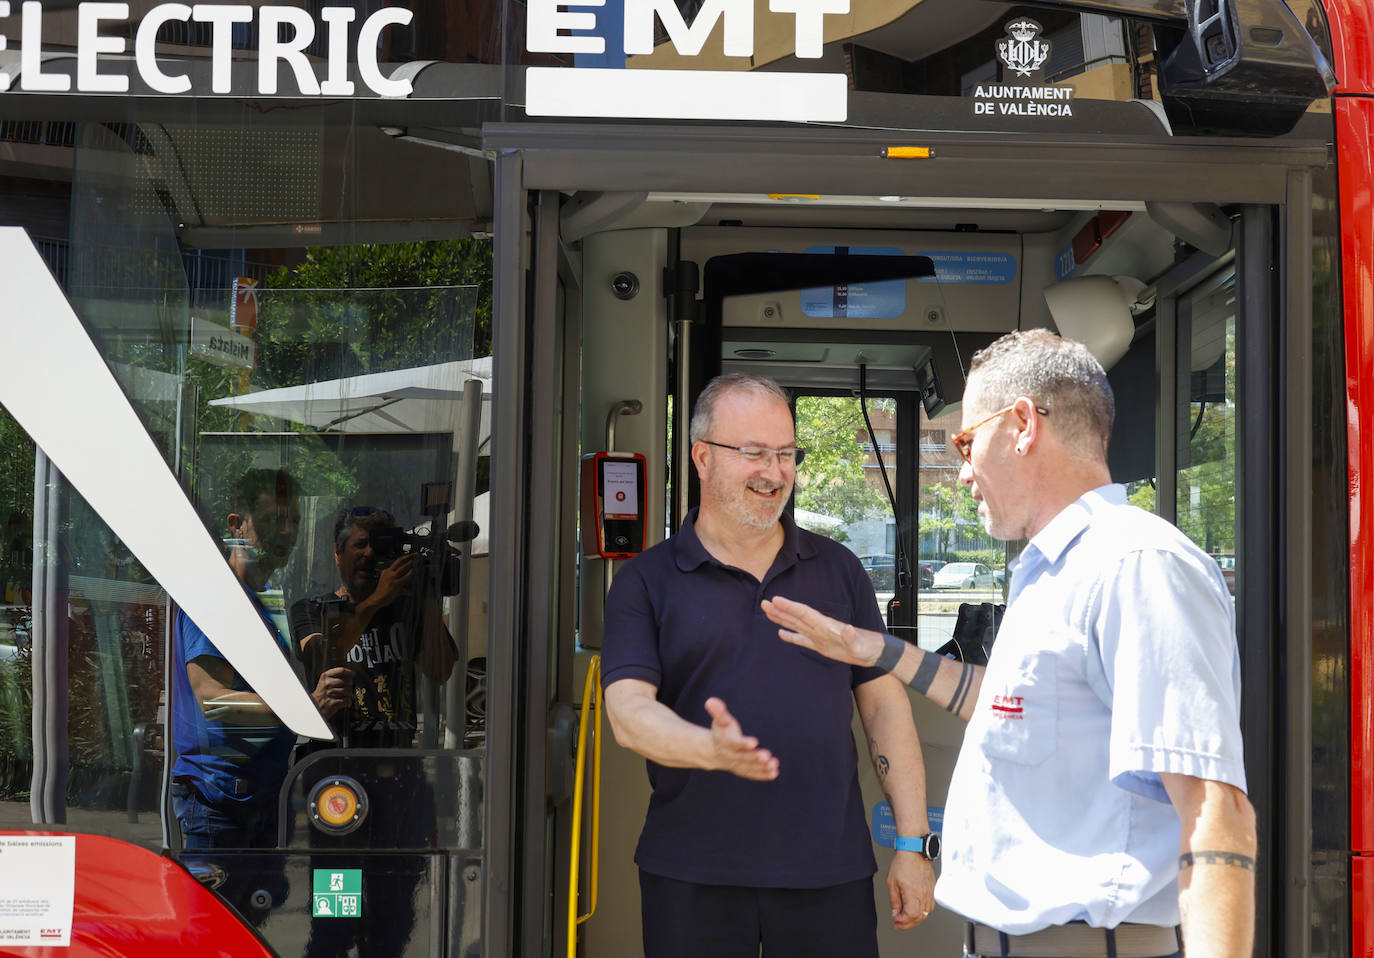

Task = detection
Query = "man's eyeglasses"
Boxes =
[701,440,807,467]
[951,403,1049,462]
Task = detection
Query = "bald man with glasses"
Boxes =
[602,372,936,958]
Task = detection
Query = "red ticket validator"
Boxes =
[580,453,647,559]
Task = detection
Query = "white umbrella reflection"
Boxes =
[208,358,492,438]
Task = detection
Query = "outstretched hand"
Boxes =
[705,697,780,781]
[761,595,884,668]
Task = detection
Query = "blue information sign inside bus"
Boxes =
[801,246,907,319]
[917,251,1017,285]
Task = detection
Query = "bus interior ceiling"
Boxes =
[568,190,1207,957]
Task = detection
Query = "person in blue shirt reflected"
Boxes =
[765,330,1255,958]
[171,468,353,850]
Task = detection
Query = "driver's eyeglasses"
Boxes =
[702,440,807,467]
[951,404,1049,462]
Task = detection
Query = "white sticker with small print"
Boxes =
[0,836,75,947]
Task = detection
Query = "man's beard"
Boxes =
[705,472,790,530]
[345,564,378,601]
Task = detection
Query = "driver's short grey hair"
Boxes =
[689,373,792,445]
[966,329,1114,460]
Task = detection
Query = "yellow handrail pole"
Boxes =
[567,657,599,957]
[578,657,603,923]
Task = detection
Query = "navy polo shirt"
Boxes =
[602,508,886,889]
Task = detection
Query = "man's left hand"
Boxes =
[887,851,935,930]
[762,595,884,667]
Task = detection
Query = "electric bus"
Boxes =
[0,0,1368,955]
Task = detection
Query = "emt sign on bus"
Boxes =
[0,0,850,121]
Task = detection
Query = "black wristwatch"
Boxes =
[894,833,941,861]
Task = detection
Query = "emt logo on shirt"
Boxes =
[991,695,1025,720]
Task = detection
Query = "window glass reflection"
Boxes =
[1175,267,1238,598]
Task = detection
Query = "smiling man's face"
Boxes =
[695,388,796,532]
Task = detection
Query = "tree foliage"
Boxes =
[0,410,36,594]
[264,240,492,371]
[793,397,889,540]
[919,481,982,559]
[1173,323,1236,555]
[1175,415,1235,554]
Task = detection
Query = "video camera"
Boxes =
[370,482,479,598]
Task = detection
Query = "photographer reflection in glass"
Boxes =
[289,505,458,958]
[290,506,457,749]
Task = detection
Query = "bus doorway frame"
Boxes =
[484,123,1327,958]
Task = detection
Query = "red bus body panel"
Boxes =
[1342,89,1374,857]
[0,832,272,958]
[1329,0,1374,952]
[1326,0,1374,94]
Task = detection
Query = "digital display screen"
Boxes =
[602,460,640,518]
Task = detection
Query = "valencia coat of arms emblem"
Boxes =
[997,19,1052,77]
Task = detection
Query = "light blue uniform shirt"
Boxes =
[935,484,1246,934]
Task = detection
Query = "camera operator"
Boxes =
[289,506,457,749]
[289,505,458,958]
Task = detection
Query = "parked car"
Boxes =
[1211,553,1236,593]
[860,555,948,590]
[917,559,946,589]
[993,568,1006,589]
[860,555,957,590]
[932,562,996,590]
[860,554,895,592]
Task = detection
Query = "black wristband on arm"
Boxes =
[907,648,941,694]
[876,632,906,672]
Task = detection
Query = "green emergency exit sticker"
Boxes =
[312,869,362,918]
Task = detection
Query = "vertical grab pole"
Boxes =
[567,656,603,956]
[570,397,633,953]
[577,657,603,925]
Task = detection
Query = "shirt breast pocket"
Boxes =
[977,653,1057,766]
